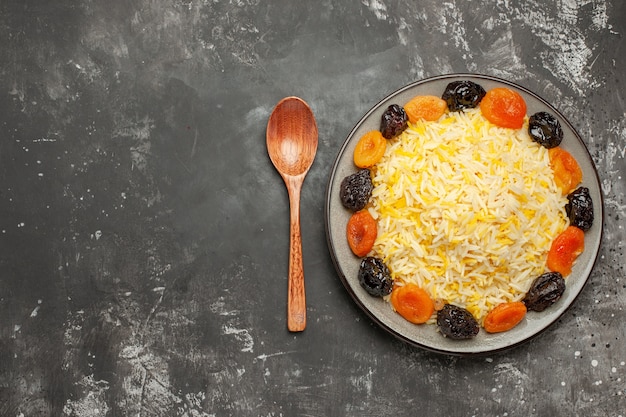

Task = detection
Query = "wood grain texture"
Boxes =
[287,174,306,332]
[267,97,318,332]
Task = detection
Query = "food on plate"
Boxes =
[340,169,373,211]
[441,80,486,111]
[390,282,435,324]
[482,301,527,333]
[346,210,378,257]
[404,95,447,123]
[436,304,480,340]
[338,80,593,340]
[479,87,527,129]
[358,257,393,297]
[522,272,566,312]
[546,225,585,276]
[548,147,583,195]
[370,105,568,324]
[353,130,387,168]
[529,111,563,148]
[380,104,408,139]
[566,187,594,231]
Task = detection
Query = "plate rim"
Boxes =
[324,72,605,356]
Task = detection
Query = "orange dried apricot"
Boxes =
[483,301,527,333]
[390,283,434,324]
[548,147,583,195]
[346,209,377,257]
[480,87,527,129]
[404,95,447,123]
[547,225,585,276]
[353,130,387,168]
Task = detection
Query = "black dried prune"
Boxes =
[528,111,563,148]
[380,104,408,139]
[522,272,565,312]
[441,80,486,112]
[436,304,479,340]
[566,187,594,231]
[358,257,393,297]
[339,169,373,211]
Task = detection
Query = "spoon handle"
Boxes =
[286,177,306,332]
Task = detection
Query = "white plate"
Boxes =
[324,74,603,355]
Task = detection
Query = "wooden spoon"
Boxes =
[266,97,318,332]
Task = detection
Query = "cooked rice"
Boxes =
[368,107,569,324]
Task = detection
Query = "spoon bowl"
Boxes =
[266,97,318,332]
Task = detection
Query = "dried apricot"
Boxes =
[549,147,583,195]
[390,283,434,324]
[483,301,527,333]
[353,130,387,168]
[480,87,527,129]
[346,209,377,257]
[547,225,585,276]
[404,95,447,123]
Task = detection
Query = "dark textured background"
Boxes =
[1,0,624,416]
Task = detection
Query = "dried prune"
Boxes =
[522,272,565,312]
[436,304,479,340]
[340,169,373,211]
[441,80,486,111]
[528,111,563,148]
[358,257,393,297]
[566,187,594,231]
[380,104,408,139]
